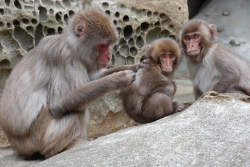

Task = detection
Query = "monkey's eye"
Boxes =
[193,34,200,39]
[160,54,166,58]
[183,35,190,41]
[169,54,175,59]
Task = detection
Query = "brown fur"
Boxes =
[0,8,140,159]
[120,38,184,124]
[179,19,250,99]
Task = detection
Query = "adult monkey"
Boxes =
[179,19,250,100]
[0,9,141,159]
[120,38,184,123]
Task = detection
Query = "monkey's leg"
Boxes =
[139,93,173,123]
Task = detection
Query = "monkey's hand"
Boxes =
[172,101,185,112]
[140,59,150,68]
[50,105,65,119]
[110,70,136,87]
[131,59,150,72]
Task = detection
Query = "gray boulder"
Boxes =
[1,91,250,166]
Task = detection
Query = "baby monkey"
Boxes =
[120,38,184,123]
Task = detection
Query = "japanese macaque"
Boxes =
[179,19,250,99]
[0,9,141,159]
[120,38,185,124]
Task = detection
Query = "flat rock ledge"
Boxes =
[1,91,250,167]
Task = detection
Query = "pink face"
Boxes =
[159,52,176,72]
[97,44,112,68]
[182,32,201,56]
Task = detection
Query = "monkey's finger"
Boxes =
[139,59,150,68]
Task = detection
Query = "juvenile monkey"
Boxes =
[0,9,141,159]
[179,19,250,99]
[120,38,184,124]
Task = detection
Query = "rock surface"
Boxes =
[1,92,250,166]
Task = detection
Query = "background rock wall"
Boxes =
[0,0,188,78]
[0,0,188,141]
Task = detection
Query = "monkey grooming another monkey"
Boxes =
[0,9,141,159]
[179,19,250,100]
[120,38,184,124]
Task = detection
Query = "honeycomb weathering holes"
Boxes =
[5,0,10,7]
[64,14,69,23]
[14,26,33,51]
[47,28,55,35]
[31,19,37,25]
[105,10,110,16]
[56,13,61,22]
[141,22,149,32]
[154,21,160,26]
[161,29,170,37]
[116,27,121,34]
[146,27,161,44]
[128,38,134,46]
[120,45,129,56]
[119,38,126,46]
[69,10,74,17]
[124,25,133,40]
[147,11,152,17]
[159,13,168,20]
[115,12,120,18]
[22,18,29,24]
[102,2,109,9]
[13,20,20,26]
[38,6,47,21]
[130,47,137,56]
[14,0,22,9]
[127,56,134,65]
[35,24,44,46]
[26,26,34,34]
[0,9,4,15]
[49,9,54,14]
[123,15,129,22]
[58,27,63,34]
[0,59,11,68]
[136,36,144,48]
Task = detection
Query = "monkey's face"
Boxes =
[96,44,112,68]
[159,52,176,72]
[182,32,201,56]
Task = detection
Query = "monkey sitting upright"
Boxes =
[120,38,184,123]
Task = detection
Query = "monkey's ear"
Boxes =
[145,45,152,58]
[74,23,86,37]
[209,24,217,39]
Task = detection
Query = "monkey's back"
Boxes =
[120,60,175,123]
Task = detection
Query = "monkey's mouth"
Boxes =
[161,64,173,72]
[187,50,200,56]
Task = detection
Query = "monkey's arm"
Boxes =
[50,70,135,118]
[103,64,139,76]
[210,76,237,93]
[103,60,149,76]
[194,86,203,100]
